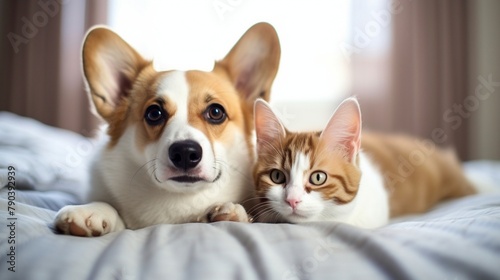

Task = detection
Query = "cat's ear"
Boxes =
[319,98,362,163]
[254,99,286,154]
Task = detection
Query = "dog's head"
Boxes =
[82,23,280,194]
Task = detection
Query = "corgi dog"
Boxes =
[54,23,281,236]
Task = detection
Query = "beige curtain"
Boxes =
[354,0,469,159]
[0,0,108,136]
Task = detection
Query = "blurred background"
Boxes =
[0,0,499,160]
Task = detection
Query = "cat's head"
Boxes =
[253,98,362,223]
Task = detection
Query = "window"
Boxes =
[108,0,351,129]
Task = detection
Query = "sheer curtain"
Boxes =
[0,0,108,136]
[352,0,470,159]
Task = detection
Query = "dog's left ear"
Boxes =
[215,22,281,104]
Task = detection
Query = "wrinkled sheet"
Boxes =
[1,112,499,280]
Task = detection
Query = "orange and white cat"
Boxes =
[251,98,476,228]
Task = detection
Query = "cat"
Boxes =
[251,97,476,228]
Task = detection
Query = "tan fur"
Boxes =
[130,70,177,148]
[255,130,476,218]
[213,23,280,102]
[106,68,179,148]
[94,65,159,147]
[185,70,249,151]
[213,22,280,136]
[361,132,476,217]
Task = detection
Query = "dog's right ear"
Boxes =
[215,22,281,104]
[82,27,150,121]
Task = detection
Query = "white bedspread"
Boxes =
[1,112,499,280]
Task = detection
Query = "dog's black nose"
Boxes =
[168,140,203,170]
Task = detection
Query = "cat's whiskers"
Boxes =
[249,203,273,216]
[268,210,283,223]
[254,209,277,222]
[240,197,265,205]
[251,201,284,223]
[246,197,277,213]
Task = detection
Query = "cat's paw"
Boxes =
[54,202,124,237]
[207,202,252,223]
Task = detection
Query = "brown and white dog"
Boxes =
[54,23,280,236]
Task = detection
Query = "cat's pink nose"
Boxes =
[286,198,301,209]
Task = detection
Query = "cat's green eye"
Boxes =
[270,169,286,184]
[309,171,327,186]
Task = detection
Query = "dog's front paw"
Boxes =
[208,202,252,223]
[54,202,123,237]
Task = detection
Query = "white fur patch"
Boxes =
[158,71,190,123]
[145,71,217,191]
[286,152,308,201]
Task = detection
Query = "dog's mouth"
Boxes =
[170,176,203,183]
[168,170,221,184]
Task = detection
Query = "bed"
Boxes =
[1,111,500,280]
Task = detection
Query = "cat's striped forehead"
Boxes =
[281,132,320,170]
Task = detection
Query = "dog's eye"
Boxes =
[144,105,166,126]
[204,104,227,124]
